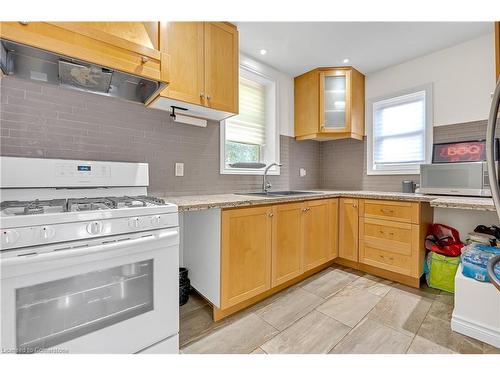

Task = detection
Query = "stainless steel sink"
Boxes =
[235,190,321,197]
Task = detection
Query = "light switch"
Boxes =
[175,163,184,177]
[299,168,307,177]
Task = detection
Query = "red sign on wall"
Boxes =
[432,140,487,163]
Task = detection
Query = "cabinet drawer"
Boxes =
[360,199,418,223]
[361,218,412,256]
[360,244,414,276]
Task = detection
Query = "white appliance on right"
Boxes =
[450,81,500,349]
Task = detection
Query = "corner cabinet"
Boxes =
[294,67,365,141]
[0,22,168,82]
[148,22,239,120]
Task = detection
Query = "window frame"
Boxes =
[366,84,433,175]
[220,64,280,175]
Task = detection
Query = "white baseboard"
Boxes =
[451,315,500,348]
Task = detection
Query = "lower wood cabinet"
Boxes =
[339,198,359,262]
[220,199,338,311]
[303,199,331,271]
[220,205,272,309]
[213,196,432,320]
[271,202,304,287]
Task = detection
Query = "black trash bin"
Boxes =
[179,267,191,306]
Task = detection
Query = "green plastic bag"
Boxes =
[425,252,460,293]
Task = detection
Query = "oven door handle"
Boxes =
[1,229,178,267]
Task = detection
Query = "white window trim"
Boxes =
[366,84,433,175]
[220,63,280,175]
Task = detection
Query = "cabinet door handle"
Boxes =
[352,204,357,208]
[268,212,274,218]
[302,208,307,213]
[200,92,205,98]
[19,21,29,25]
[206,95,211,100]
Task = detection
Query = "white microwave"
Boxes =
[420,161,497,197]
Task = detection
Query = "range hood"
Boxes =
[0,39,166,104]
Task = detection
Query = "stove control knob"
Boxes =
[86,221,103,235]
[129,217,142,229]
[151,215,162,226]
[1,229,20,247]
[39,226,55,240]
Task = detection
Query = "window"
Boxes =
[367,85,433,175]
[220,65,279,175]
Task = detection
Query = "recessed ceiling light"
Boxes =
[260,49,267,55]
[343,58,350,64]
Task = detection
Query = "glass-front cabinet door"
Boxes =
[319,70,351,133]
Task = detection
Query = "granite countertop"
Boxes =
[429,196,496,211]
[160,190,434,212]
[158,189,495,212]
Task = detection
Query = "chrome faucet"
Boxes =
[262,163,283,192]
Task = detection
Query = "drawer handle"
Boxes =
[378,230,395,236]
[380,208,394,214]
[141,56,149,64]
[379,254,395,261]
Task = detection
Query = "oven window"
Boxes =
[15,259,154,353]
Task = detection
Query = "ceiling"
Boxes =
[237,22,493,76]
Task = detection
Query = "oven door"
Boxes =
[0,228,179,354]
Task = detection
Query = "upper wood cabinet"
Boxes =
[148,22,239,120]
[0,22,168,82]
[294,67,365,141]
[221,205,272,309]
[158,22,205,105]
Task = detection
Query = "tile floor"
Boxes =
[179,266,500,354]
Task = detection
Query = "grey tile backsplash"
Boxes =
[0,77,490,195]
[0,77,320,196]
[319,119,491,192]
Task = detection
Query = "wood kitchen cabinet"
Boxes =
[0,22,168,82]
[303,199,331,271]
[294,67,365,141]
[188,196,431,321]
[219,199,336,314]
[330,198,339,259]
[221,205,272,309]
[271,202,304,287]
[358,200,433,286]
[149,22,239,120]
[339,198,359,262]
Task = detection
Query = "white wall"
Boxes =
[240,53,295,136]
[366,33,496,127]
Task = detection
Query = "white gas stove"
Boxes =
[0,157,179,354]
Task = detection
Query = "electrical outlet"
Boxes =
[175,163,184,177]
[299,168,307,177]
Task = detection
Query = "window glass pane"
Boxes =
[225,141,260,164]
[16,260,154,352]
[372,90,427,169]
[225,76,266,146]
[374,133,425,164]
